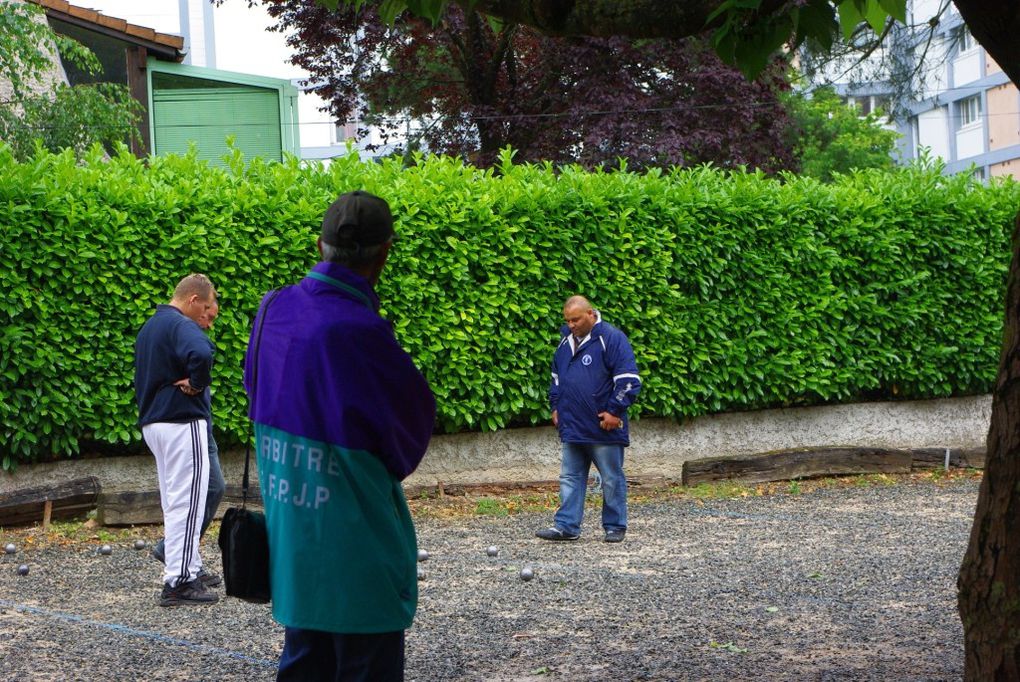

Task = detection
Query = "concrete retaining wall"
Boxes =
[410,394,992,486]
[0,395,991,495]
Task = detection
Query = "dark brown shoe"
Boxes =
[536,527,580,541]
[197,569,222,588]
[160,578,219,607]
[604,529,626,543]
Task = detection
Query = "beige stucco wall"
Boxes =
[987,83,1020,152]
[990,159,1019,179]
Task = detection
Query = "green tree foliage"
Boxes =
[317,1,909,78]
[785,86,900,182]
[0,0,142,160]
[0,83,143,159]
[0,145,1017,469]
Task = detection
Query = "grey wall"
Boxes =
[0,396,991,495]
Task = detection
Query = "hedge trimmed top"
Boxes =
[0,144,1017,468]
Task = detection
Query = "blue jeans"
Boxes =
[553,442,627,536]
[153,433,224,561]
[277,627,404,682]
[199,434,225,537]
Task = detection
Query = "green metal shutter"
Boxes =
[153,86,283,163]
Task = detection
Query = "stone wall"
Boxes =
[1,0,69,108]
[0,395,992,495]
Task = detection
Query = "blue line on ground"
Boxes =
[0,598,277,669]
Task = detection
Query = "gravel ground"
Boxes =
[0,477,976,681]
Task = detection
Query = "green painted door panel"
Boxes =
[153,86,283,163]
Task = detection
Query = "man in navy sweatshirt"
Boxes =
[537,295,641,543]
[135,273,219,606]
[149,297,224,590]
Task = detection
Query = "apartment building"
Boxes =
[809,0,1020,180]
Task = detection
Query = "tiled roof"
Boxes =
[30,0,185,56]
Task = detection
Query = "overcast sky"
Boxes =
[79,0,303,79]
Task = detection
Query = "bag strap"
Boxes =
[243,288,282,507]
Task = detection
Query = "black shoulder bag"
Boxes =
[217,289,280,604]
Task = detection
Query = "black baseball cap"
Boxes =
[320,190,394,248]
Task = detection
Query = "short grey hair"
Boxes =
[320,240,389,269]
[172,273,216,303]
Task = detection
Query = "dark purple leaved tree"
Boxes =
[257,0,795,171]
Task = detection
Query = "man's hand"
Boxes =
[598,411,623,430]
[174,378,201,396]
[552,409,558,427]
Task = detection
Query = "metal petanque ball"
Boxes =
[4,543,15,555]
[99,544,112,556]
[17,564,29,576]
[486,546,499,557]
[133,539,147,551]
[417,549,429,562]
[520,566,535,582]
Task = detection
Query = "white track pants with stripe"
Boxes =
[142,420,209,587]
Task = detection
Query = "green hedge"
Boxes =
[1,145,1018,468]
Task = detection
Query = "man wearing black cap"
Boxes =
[245,191,436,681]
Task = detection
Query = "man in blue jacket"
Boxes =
[135,273,219,606]
[537,296,641,543]
[245,191,435,681]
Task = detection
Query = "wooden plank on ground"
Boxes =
[681,447,913,486]
[0,477,101,527]
[908,447,988,470]
[959,447,986,469]
[97,484,263,527]
[96,490,163,526]
[222,483,263,506]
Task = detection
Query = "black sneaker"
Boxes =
[604,529,626,543]
[197,569,222,588]
[535,527,580,541]
[160,579,219,607]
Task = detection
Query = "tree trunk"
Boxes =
[958,211,1020,680]
[951,3,1020,678]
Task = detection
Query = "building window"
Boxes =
[958,26,976,53]
[335,120,357,143]
[958,96,982,127]
[851,95,891,118]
